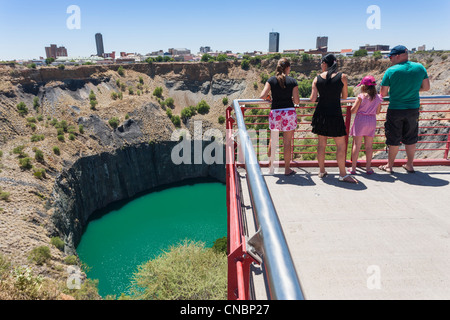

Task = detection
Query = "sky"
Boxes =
[0,0,449,61]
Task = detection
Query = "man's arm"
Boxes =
[420,78,430,92]
[380,86,389,97]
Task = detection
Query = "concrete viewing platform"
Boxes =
[239,165,450,300]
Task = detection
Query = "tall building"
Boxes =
[95,33,105,57]
[316,36,328,49]
[45,44,68,59]
[269,32,279,53]
[200,46,211,54]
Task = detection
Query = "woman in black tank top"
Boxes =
[310,54,357,183]
[260,58,300,176]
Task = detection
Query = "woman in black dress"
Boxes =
[310,54,357,183]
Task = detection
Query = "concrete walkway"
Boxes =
[240,166,450,300]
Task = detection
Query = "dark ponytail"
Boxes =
[322,54,338,83]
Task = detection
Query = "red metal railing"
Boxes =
[234,98,450,168]
[226,107,259,300]
[226,96,450,300]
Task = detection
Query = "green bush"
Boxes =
[222,97,229,105]
[117,66,125,76]
[13,145,27,158]
[16,102,28,116]
[50,237,64,250]
[0,190,10,202]
[33,97,40,110]
[19,157,32,170]
[34,149,44,162]
[165,97,175,108]
[64,255,77,265]
[129,240,227,300]
[153,87,163,98]
[212,237,227,254]
[33,168,46,180]
[218,116,225,124]
[109,117,120,129]
[241,59,250,70]
[180,105,197,122]
[171,115,181,127]
[28,246,51,265]
[196,100,210,114]
[31,134,45,142]
[53,146,60,155]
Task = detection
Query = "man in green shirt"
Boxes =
[379,45,430,173]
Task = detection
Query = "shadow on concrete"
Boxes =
[320,174,368,190]
[393,171,450,187]
[272,168,316,186]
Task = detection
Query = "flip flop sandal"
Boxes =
[378,165,393,174]
[285,170,296,176]
[402,165,415,173]
[339,175,358,184]
[366,169,375,175]
[348,169,357,175]
[318,171,328,179]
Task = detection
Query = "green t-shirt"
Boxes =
[381,61,429,109]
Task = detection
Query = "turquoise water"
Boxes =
[76,180,226,298]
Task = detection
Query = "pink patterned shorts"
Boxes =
[269,108,298,132]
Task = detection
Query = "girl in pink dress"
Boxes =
[350,76,382,174]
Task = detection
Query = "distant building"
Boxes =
[269,32,279,53]
[418,45,426,51]
[306,47,328,56]
[316,36,328,49]
[340,49,354,57]
[169,48,191,56]
[95,33,105,57]
[45,44,68,59]
[102,51,116,61]
[200,46,211,54]
[283,49,305,55]
[359,44,389,52]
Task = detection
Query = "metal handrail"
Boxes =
[232,99,305,300]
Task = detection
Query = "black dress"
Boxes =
[311,73,347,137]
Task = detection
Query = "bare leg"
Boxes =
[317,135,327,176]
[404,143,416,171]
[334,136,348,178]
[268,130,279,174]
[364,136,374,171]
[283,131,295,175]
[387,145,399,169]
[351,136,363,172]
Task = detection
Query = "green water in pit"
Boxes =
[76,180,226,297]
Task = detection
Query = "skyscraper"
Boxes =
[95,33,104,57]
[269,32,279,53]
[316,36,328,49]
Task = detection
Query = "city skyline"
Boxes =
[0,0,449,61]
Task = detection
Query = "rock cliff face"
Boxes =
[52,141,225,253]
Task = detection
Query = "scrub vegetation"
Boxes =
[128,240,227,300]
